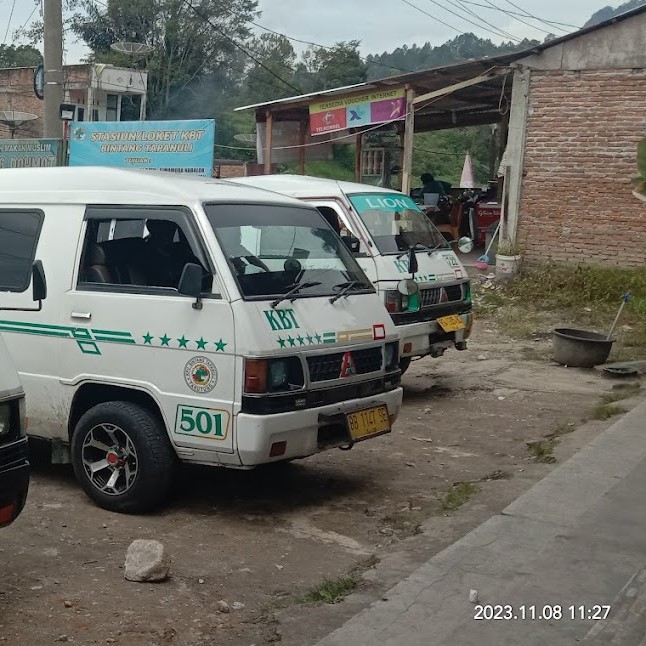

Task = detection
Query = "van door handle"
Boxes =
[71,312,92,320]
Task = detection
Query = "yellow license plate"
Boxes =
[346,405,391,442]
[437,314,465,332]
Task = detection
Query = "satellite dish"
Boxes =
[110,42,154,57]
[233,134,256,145]
[0,111,38,138]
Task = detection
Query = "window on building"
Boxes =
[0,210,44,292]
[106,94,119,121]
[77,107,85,122]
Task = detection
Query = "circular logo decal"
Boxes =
[72,126,87,141]
[184,356,218,394]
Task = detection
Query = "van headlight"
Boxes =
[0,403,11,436]
[384,342,399,371]
[269,359,289,389]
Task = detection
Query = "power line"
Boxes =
[14,2,40,37]
[427,0,522,41]
[459,0,578,30]
[479,0,554,35]
[179,1,303,94]
[501,0,578,32]
[3,0,17,44]
[400,0,466,34]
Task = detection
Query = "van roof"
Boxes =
[0,167,308,207]
[231,174,407,200]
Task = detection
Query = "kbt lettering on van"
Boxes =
[263,309,300,331]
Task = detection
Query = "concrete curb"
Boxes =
[316,400,646,646]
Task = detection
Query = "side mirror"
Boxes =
[341,235,360,253]
[32,260,47,304]
[456,236,475,254]
[178,263,203,309]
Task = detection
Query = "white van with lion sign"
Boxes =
[0,167,403,513]
[232,175,474,374]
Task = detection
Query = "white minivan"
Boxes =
[232,175,474,373]
[0,167,403,513]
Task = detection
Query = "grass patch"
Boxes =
[301,575,361,605]
[544,422,576,440]
[441,481,479,511]
[473,265,646,359]
[599,384,641,404]
[527,439,558,464]
[592,403,628,420]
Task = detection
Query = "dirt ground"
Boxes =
[1,321,642,646]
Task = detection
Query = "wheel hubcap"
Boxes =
[81,423,138,496]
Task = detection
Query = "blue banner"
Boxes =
[68,119,216,177]
[0,139,61,169]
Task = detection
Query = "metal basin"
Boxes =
[553,328,614,368]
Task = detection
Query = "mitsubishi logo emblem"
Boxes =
[339,352,357,378]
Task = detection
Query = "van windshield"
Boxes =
[348,193,447,254]
[204,203,373,300]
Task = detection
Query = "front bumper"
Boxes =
[236,386,403,465]
[398,311,473,358]
[0,438,29,527]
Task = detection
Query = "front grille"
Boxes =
[419,284,463,308]
[307,347,383,382]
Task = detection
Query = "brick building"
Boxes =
[505,5,646,267]
[0,63,148,139]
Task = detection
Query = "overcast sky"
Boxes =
[1,0,630,63]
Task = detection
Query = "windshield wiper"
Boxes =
[271,281,321,308]
[329,280,369,304]
[396,241,449,258]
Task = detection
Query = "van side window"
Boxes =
[0,209,44,292]
[78,208,212,294]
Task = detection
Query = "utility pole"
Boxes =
[43,0,64,139]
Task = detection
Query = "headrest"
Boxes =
[85,243,108,266]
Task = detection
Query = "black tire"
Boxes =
[71,401,176,514]
[399,357,412,375]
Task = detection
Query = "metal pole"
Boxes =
[264,111,273,175]
[401,87,415,195]
[298,119,306,175]
[43,0,64,138]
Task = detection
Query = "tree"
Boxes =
[243,33,297,104]
[0,44,42,68]
[302,41,367,91]
[68,0,257,118]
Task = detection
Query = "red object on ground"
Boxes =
[474,203,501,246]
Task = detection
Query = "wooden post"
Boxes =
[298,119,306,175]
[264,111,273,175]
[398,126,405,191]
[401,87,416,195]
[355,131,362,183]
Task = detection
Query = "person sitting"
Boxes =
[421,172,446,198]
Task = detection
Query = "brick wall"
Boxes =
[517,69,646,267]
[0,67,44,139]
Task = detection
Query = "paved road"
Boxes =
[316,400,646,646]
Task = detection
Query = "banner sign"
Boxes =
[309,88,406,136]
[0,139,61,168]
[68,119,216,176]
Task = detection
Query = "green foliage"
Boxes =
[69,0,257,118]
[244,33,297,105]
[366,33,540,81]
[0,44,42,68]
[301,41,367,91]
[635,137,646,201]
[412,125,494,186]
[301,575,360,604]
[441,481,478,511]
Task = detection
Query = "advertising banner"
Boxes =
[68,119,216,176]
[0,139,61,168]
[309,88,406,136]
